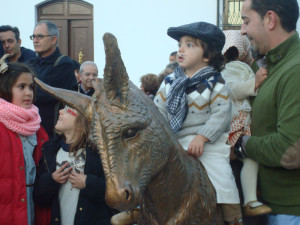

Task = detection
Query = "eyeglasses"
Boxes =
[29,34,53,40]
[64,105,77,117]
[83,72,98,77]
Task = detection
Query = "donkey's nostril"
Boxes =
[125,189,130,201]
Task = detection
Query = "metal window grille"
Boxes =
[217,0,244,30]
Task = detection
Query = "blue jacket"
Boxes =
[29,47,77,138]
[34,137,114,225]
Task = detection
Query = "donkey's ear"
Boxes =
[103,33,129,109]
[34,78,94,122]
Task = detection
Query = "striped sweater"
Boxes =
[154,71,231,147]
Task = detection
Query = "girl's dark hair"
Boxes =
[0,62,36,102]
[224,46,239,63]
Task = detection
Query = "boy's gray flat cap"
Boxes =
[167,22,225,52]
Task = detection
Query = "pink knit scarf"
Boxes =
[0,98,41,136]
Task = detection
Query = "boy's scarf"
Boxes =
[166,66,216,133]
[0,98,41,136]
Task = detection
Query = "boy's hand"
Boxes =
[188,135,209,157]
[255,67,268,90]
[69,170,87,189]
[52,162,72,184]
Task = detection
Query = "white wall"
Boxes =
[1,0,217,86]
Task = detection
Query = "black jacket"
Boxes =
[3,47,36,64]
[29,47,77,138]
[78,83,95,97]
[18,47,37,64]
[34,137,114,225]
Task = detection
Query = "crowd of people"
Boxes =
[0,0,300,225]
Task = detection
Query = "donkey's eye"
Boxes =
[124,128,138,139]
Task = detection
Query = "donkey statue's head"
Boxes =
[35,33,220,224]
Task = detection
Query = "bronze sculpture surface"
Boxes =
[35,33,223,225]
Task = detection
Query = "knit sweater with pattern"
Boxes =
[154,71,231,145]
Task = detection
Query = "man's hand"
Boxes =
[52,162,72,184]
[280,139,300,169]
[188,135,209,157]
[69,170,87,189]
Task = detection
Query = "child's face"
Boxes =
[55,105,77,135]
[177,36,209,77]
[11,72,34,109]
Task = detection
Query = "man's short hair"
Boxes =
[170,51,177,57]
[79,61,98,74]
[251,0,299,32]
[140,73,159,95]
[72,59,80,71]
[35,20,59,40]
[0,25,20,41]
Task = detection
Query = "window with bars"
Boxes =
[217,0,244,30]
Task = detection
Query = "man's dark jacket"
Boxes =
[34,137,114,225]
[3,46,36,64]
[29,47,77,138]
[78,84,95,97]
[0,44,3,58]
[18,47,37,64]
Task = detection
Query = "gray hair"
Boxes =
[35,20,59,42]
[80,61,98,74]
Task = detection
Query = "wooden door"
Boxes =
[36,0,94,62]
[70,20,93,63]
[50,19,68,55]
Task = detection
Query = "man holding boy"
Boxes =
[240,0,300,223]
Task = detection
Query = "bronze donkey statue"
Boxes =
[35,33,223,225]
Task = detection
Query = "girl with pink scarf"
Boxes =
[0,56,49,225]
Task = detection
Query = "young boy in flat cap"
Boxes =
[154,22,242,225]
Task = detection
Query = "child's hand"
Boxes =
[255,67,268,90]
[69,170,87,189]
[52,162,72,184]
[188,135,209,157]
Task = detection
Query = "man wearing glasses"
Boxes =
[29,20,77,138]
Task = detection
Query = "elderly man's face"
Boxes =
[79,64,98,91]
[32,23,57,57]
[0,30,21,60]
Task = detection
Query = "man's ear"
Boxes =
[52,36,58,46]
[265,10,277,30]
[18,38,22,46]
